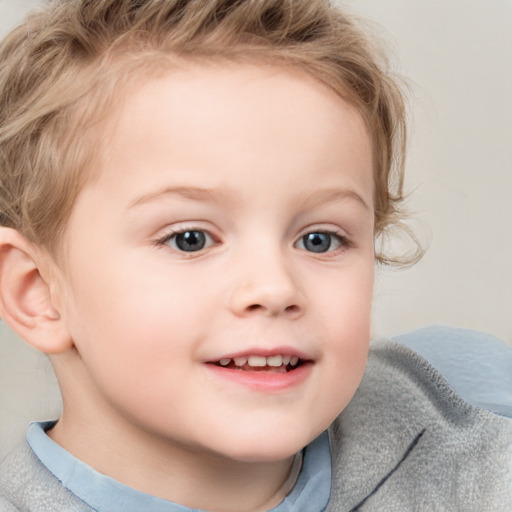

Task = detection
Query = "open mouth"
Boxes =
[210,354,305,373]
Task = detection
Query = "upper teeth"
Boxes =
[248,355,267,367]
[218,355,300,367]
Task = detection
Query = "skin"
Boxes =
[40,63,375,510]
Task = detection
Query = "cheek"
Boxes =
[313,262,373,399]
[61,256,211,379]
[318,260,374,331]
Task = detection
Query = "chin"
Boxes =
[210,426,321,463]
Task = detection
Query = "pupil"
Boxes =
[175,231,206,252]
[304,233,330,253]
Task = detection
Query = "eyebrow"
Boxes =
[296,187,372,212]
[127,184,372,211]
[127,186,232,210]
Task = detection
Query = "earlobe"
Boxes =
[0,227,72,354]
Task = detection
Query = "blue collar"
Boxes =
[26,421,331,511]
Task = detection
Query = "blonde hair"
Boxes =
[0,0,420,265]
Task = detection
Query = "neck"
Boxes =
[49,411,298,512]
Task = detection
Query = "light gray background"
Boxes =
[1,0,511,458]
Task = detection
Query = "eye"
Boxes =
[295,231,345,253]
[161,229,215,252]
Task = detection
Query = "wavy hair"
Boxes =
[0,0,421,264]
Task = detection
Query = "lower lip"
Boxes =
[205,362,313,392]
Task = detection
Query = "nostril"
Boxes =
[245,303,299,314]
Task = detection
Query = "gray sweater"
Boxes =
[1,340,511,511]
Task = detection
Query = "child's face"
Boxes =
[54,63,375,462]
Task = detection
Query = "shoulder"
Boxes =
[326,328,512,511]
[392,325,512,418]
[0,440,91,512]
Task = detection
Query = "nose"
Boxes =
[228,249,306,319]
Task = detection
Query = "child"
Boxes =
[0,0,510,510]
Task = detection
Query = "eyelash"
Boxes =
[155,227,353,255]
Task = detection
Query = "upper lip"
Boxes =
[205,346,314,363]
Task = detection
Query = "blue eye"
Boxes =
[296,232,344,253]
[164,230,214,252]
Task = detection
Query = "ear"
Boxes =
[0,227,73,354]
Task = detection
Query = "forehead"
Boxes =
[72,62,374,225]
[105,63,371,178]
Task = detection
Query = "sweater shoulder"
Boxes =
[393,325,512,417]
[327,337,512,511]
[0,440,92,511]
